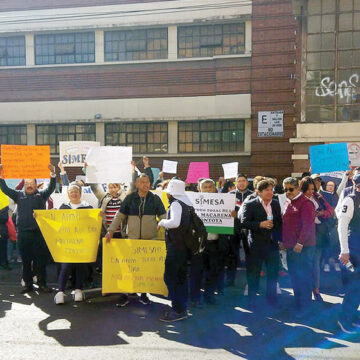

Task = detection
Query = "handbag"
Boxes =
[6,215,17,242]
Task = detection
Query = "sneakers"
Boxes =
[139,294,151,305]
[20,286,34,294]
[73,289,83,302]
[338,319,357,334]
[324,264,330,272]
[38,285,52,293]
[54,291,65,305]
[335,263,341,272]
[116,294,130,307]
[159,310,188,323]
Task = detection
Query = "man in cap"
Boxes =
[337,173,360,333]
[158,179,193,322]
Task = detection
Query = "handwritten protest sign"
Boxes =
[348,142,360,167]
[34,209,102,263]
[1,145,50,179]
[86,146,132,183]
[102,239,168,296]
[222,162,238,180]
[162,160,178,174]
[60,141,100,167]
[310,143,349,174]
[0,188,9,210]
[186,162,209,183]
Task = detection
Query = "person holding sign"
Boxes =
[0,163,56,294]
[54,182,94,305]
[106,173,166,307]
[158,179,193,322]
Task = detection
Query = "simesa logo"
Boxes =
[195,195,225,206]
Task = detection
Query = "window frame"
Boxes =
[0,125,27,145]
[0,35,26,66]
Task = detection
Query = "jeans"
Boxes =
[287,246,315,309]
[164,242,188,313]
[17,230,49,287]
[340,249,360,324]
[58,263,87,292]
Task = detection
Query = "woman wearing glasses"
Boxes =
[280,177,316,319]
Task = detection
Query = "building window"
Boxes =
[0,36,26,66]
[35,32,95,65]
[0,125,27,145]
[178,120,245,153]
[306,0,360,122]
[104,28,168,61]
[105,122,168,154]
[178,23,245,58]
[36,124,96,154]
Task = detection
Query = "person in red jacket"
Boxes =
[300,176,334,302]
[280,177,315,319]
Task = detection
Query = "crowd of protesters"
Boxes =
[0,157,360,331]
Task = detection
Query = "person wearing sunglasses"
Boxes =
[337,174,360,334]
[280,177,315,319]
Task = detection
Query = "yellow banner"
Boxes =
[34,209,102,263]
[0,188,9,210]
[102,238,168,297]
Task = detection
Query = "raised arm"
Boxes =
[0,164,19,202]
[40,164,56,200]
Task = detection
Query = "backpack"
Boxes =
[183,205,207,256]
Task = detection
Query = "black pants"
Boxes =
[287,246,315,309]
[164,242,188,313]
[226,234,241,284]
[0,232,8,266]
[189,253,203,302]
[245,245,279,302]
[203,240,221,299]
[17,230,49,287]
[340,249,360,324]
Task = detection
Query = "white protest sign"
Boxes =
[162,160,178,174]
[348,142,360,167]
[85,146,132,184]
[186,192,236,235]
[60,141,100,167]
[222,162,238,180]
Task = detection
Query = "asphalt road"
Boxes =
[1,263,360,360]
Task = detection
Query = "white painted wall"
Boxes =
[0,94,251,123]
[0,0,252,33]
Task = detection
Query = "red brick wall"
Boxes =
[250,0,297,180]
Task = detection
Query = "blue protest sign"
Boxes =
[309,143,349,174]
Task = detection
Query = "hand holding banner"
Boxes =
[34,209,102,263]
[1,145,50,179]
[102,239,168,296]
[60,141,100,167]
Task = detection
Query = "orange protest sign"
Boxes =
[1,145,50,179]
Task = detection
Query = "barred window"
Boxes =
[0,125,27,145]
[178,23,245,58]
[105,122,168,154]
[35,32,95,65]
[178,120,245,153]
[0,36,26,66]
[36,124,96,154]
[306,0,360,122]
[104,28,168,61]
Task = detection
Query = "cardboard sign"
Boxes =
[102,239,168,296]
[86,146,132,184]
[34,209,102,263]
[0,188,9,210]
[186,162,209,183]
[347,142,360,167]
[162,160,178,174]
[310,143,350,174]
[222,162,238,180]
[60,141,100,167]
[1,145,50,179]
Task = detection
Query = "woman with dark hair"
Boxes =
[300,176,334,302]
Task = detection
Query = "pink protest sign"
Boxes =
[186,162,209,183]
